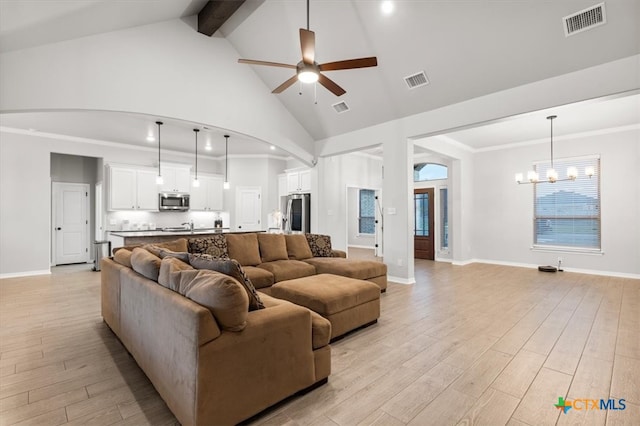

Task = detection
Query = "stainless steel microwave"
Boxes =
[159,193,190,211]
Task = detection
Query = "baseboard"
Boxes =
[0,269,51,279]
[347,245,376,250]
[388,275,416,285]
[469,258,640,279]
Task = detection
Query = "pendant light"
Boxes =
[515,115,594,184]
[155,121,164,185]
[223,134,230,189]
[192,128,200,188]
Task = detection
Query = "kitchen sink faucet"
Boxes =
[181,220,194,232]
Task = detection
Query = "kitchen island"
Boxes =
[107,229,263,249]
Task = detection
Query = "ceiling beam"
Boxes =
[198,0,246,36]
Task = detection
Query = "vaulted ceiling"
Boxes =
[0,0,638,153]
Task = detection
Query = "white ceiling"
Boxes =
[0,0,638,155]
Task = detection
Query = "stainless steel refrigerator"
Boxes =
[285,193,310,233]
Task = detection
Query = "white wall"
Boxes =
[472,127,640,276]
[0,17,315,165]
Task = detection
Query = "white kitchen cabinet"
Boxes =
[108,165,159,211]
[278,174,288,198]
[190,174,223,211]
[286,169,311,193]
[160,165,191,193]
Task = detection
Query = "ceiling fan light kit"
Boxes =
[237,0,377,98]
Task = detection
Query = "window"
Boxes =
[440,187,449,250]
[533,156,600,250]
[414,163,447,182]
[358,189,375,234]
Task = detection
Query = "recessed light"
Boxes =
[146,135,155,142]
[205,144,212,151]
[270,145,276,151]
[381,0,394,14]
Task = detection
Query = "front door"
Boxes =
[235,187,261,231]
[414,188,434,260]
[53,182,90,265]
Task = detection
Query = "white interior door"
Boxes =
[235,187,261,231]
[53,182,90,265]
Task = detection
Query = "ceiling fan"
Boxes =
[237,0,377,97]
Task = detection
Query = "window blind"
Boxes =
[533,156,600,249]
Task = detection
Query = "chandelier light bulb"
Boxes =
[156,175,164,185]
[192,178,200,188]
[585,166,595,177]
[567,166,578,180]
[527,170,538,182]
[223,181,230,190]
[547,168,558,183]
[515,173,523,183]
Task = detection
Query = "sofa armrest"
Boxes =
[331,249,347,258]
[195,300,317,425]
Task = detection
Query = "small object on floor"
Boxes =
[538,265,558,272]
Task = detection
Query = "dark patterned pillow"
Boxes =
[187,234,229,258]
[188,253,265,311]
[305,233,333,257]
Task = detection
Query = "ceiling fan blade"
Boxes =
[318,73,346,97]
[300,28,315,65]
[238,59,296,69]
[272,75,299,94]
[319,57,378,72]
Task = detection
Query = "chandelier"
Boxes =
[515,115,595,184]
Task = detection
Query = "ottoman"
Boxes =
[271,274,380,340]
[302,258,388,292]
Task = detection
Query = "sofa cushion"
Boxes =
[187,234,229,258]
[226,233,261,266]
[303,257,387,280]
[260,294,331,349]
[242,266,275,289]
[188,253,265,311]
[158,257,194,291]
[284,234,313,260]
[257,260,316,282]
[141,238,188,257]
[258,233,289,262]
[174,269,249,331]
[113,249,132,268]
[130,248,162,281]
[305,234,333,257]
[156,248,190,263]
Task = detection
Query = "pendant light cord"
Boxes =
[193,128,199,180]
[307,0,310,30]
[156,121,163,176]
[224,134,229,183]
[548,115,556,169]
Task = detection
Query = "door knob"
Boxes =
[56,227,62,230]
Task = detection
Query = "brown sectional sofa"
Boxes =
[102,246,331,426]
[188,232,388,293]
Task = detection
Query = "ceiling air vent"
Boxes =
[404,71,429,89]
[563,3,606,37]
[332,101,350,113]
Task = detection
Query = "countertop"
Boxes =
[108,228,237,237]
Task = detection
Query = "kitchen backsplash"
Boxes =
[106,210,230,231]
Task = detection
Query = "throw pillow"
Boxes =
[158,257,194,290]
[156,248,191,263]
[188,253,265,311]
[141,238,188,256]
[257,233,288,262]
[284,234,313,260]
[226,233,261,266]
[305,233,333,257]
[130,247,162,281]
[113,248,133,268]
[174,269,249,332]
[187,234,229,258]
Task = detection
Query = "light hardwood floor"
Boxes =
[1,261,638,426]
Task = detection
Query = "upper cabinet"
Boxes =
[108,165,158,211]
[190,174,223,211]
[286,169,311,193]
[160,164,191,193]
